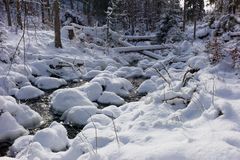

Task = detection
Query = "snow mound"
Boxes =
[91,73,133,97]
[30,58,81,80]
[102,105,122,118]
[137,59,154,70]
[87,114,112,126]
[61,105,99,125]
[98,91,125,106]
[15,85,44,100]
[9,135,34,156]
[78,82,103,101]
[0,96,42,128]
[35,76,67,90]
[0,112,28,142]
[51,88,94,113]
[137,79,157,94]
[16,142,54,159]
[197,28,209,38]
[14,104,42,128]
[33,122,69,152]
[114,66,144,78]
[83,70,102,80]
[187,55,209,69]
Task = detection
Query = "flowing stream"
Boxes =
[0,77,146,156]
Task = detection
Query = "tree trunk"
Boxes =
[183,0,186,32]
[87,0,92,26]
[16,0,23,29]
[41,1,45,24]
[193,2,197,40]
[70,0,74,10]
[24,1,28,16]
[53,0,62,48]
[194,18,197,39]
[3,0,12,26]
[47,0,51,22]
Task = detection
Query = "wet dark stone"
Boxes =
[0,142,12,157]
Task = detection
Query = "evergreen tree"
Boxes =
[185,0,205,21]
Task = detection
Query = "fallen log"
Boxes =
[123,35,156,41]
[114,45,172,53]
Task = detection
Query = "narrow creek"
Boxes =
[0,77,146,157]
[24,79,87,139]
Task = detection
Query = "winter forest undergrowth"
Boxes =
[1,0,240,159]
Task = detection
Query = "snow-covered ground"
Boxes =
[1,18,240,160]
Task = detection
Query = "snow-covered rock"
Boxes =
[61,105,99,125]
[33,122,69,152]
[15,85,44,100]
[9,135,34,156]
[0,96,42,128]
[0,112,28,142]
[137,79,157,94]
[102,105,121,118]
[187,55,209,69]
[91,73,133,97]
[114,66,144,78]
[97,91,125,106]
[14,104,42,128]
[105,65,118,72]
[78,82,103,101]
[197,28,209,39]
[35,77,67,90]
[86,114,112,126]
[51,88,94,113]
[16,142,54,160]
[83,70,102,80]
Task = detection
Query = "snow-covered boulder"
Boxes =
[14,104,42,128]
[114,67,144,78]
[83,70,102,80]
[0,96,42,128]
[15,85,44,100]
[187,55,209,69]
[51,88,94,113]
[9,135,34,156]
[102,105,121,118]
[35,77,67,90]
[197,28,210,39]
[87,114,112,126]
[97,91,125,106]
[15,142,53,159]
[61,106,99,125]
[105,65,118,72]
[138,59,154,70]
[144,68,159,78]
[33,122,69,152]
[0,112,28,142]
[91,73,133,97]
[78,82,103,101]
[0,76,17,95]
[137,79,157,94]
[105,78,133,97]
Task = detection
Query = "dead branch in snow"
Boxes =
[114,45,172,53]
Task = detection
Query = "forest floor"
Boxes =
[1,21,240,160]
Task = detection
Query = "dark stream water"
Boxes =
[0,78,145,157]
